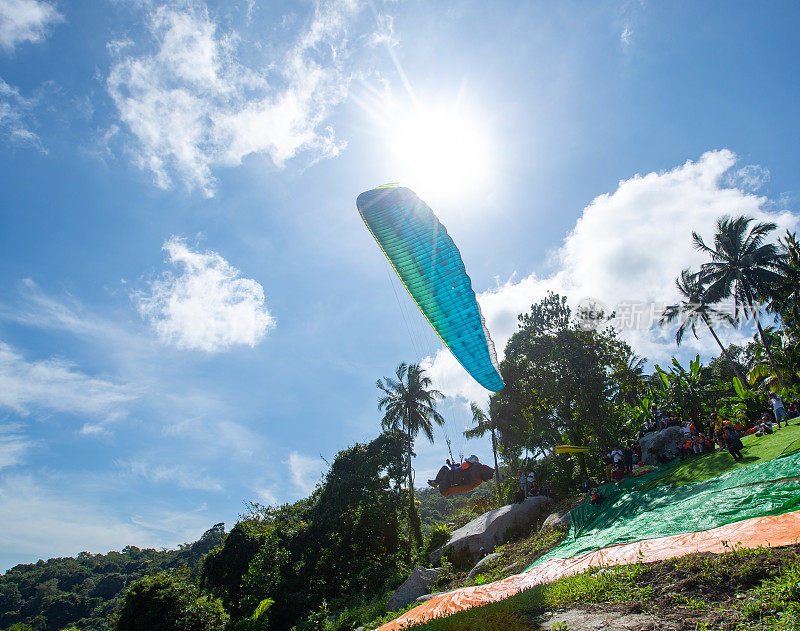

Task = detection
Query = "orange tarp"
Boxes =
[379,509,800,630]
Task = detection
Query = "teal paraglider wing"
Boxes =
[357,185,504,392]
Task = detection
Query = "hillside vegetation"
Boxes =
[0,524,225,631]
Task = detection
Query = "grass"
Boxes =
[643,422,800,489]
[406,544,800,631]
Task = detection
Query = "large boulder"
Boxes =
[542,512,570,531]
[638,426,684,465]
[466,552,501,579]
[387,566,443,611]
[430,496,553,566]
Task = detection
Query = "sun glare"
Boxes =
[384,101,494,206]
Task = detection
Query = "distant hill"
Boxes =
[0,524,226,631]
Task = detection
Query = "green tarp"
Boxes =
[529,450,800,570]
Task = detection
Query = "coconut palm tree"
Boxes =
[748,326,800,390]
[767,231,800,330]
[377,362,444,546]
[692,216,785,387]
[660,268,747,385]
[464,402,501,504]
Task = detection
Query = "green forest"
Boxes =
[3,216,800,631]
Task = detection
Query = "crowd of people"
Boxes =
[636,393,797,469]
[581,393,797,506]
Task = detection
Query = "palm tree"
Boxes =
[767,231,800,330]
[464,402,501,505]
[377,362,444,546]
[748,326,800,390]
[660,268,747,385]
[692,216,785,387]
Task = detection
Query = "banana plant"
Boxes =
[719,376,765,424]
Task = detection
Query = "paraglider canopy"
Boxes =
[357,185,504,392]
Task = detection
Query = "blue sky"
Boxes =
[1,0,799,570]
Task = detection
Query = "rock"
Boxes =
[466,552,502,579]
[500,562,519,574]
[430,496,554,566]
[387,566,443,611]
[638,426,684,465]
[542,512,570,530]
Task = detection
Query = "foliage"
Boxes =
[651,356,724,433]
[114,573,227,631]
[660,268,746,384]
[464,402,502,504]
[377,362,445,548]
[693,215,785,387]
[0,525,225,631]
[423,523,451,562]
[230,432,410,630]
[748,326,800,391]
[768,231,800,330]
[490,292,645,490]
[718,376,766,424]
[411,545,800,631]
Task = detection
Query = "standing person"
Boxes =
[602,451,614,483]
[611,446,624,469]
[771,393,788,428]
[632,441,642,465]
[623,442,634,475]
[710,413,724,450]
[526,470,537,496]
[517,470,526,497]
[724,429,745,462]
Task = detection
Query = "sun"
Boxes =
[383,99,494,206]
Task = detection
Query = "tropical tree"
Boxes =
[464,402,501,504]
[692,216,785,386]
[491,292,641,488]
[747,326,800,391]
[660,268,747,385]
[377,362,444,546]
[768,231,800,330]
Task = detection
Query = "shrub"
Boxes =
[115,573,228,631]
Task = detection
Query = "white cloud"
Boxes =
[0,423,31,470]
[0,0,62,53]
[425,150,798,401]
[107,0,362,195]
[125,460,223,491]
[163,415,264,459]
[728,164,770,192]
[253,484,278,506]
[0,340,135,417]
[287,450,323,497]
[0,77,44,150]
[369,12,397,47]
[135,236,275,352]
[620,25,632,47]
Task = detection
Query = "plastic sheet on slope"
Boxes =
[529,450,800,569]
[378,510,800,630]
